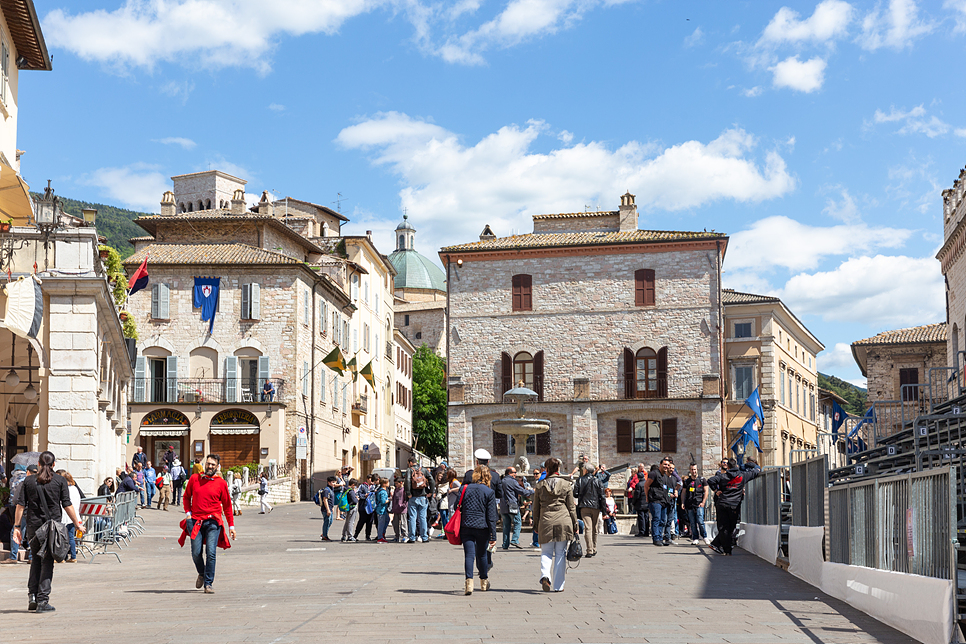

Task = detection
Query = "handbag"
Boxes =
[35,482,70,563]
[443,486,467,545]
[566,537,583,562]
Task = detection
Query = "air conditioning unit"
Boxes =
[184,392,198,403]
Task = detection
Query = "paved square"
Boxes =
[0,503,918,644]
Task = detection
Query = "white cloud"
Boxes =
[778,255,944,326]
[684,26,704,48]
[726,215,912,273]
[160,79,195,104]
[770,55,827,92]
[758,0,854,46]
[336,112,795,251]
[822,188,859,223]
[269,103,285,112]
[81,163,170,211]
[742,86,763,97]
[946,0,966,33]
[818,342,860,372]
[858,0,934,50]
[155,136,197,150]
[871,105,951,138]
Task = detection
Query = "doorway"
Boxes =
[153,438,183,467]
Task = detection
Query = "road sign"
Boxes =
[297,425,307,447]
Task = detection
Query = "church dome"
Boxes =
[389,248,446,292]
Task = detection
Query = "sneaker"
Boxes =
[692,539,700,545]
[35,603,55,613]
[510,543,523,549]
[416,537,423,543]
[348,537,358,542]
[704,537,712,545]
[540,577,552,592]
[196,574,204,589]
[708,544,725,555]
[376,538,388,543]
[204,586,214,594]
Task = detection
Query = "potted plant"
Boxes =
[119,310,130,321]
[0,218,12,233]
[99,245,111,259]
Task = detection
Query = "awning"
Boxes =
[360,443,382,460]
[139,427,189,437]
[727,345,761,359]
[0,163,33,225]
[210,426,259,435]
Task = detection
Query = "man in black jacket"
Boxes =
[706,457,761,555]
[499,467,532,549]
[574,462,606,557]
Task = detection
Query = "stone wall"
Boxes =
[532,213,620,233]
[395,303,445,356]
[172,171,246,212]
[865,342,946,404]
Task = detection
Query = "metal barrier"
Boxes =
[827,466,956,580]
[790,454,827,527]
[77,491,143,563]
[742,468,784,526]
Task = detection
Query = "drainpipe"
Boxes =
[309,281,318,501]
[716,240,726,465]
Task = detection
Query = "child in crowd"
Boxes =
[340,479,359,542]
[391,478,408,542]
[375,478,391,543]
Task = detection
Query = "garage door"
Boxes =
[209,433,258,468]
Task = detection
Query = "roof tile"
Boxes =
[440,228,726,252]
[722,289,780,305]
[853,323,947,346]
[122,243,302,266]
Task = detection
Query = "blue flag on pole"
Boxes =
[740,415,763,453]
[849,406,875,438]
[831,401,846,440]
[744,387,764,425]
[193,277,220,334]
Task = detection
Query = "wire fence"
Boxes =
[77,491,144,563]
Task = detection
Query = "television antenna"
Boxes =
[333,192,348,213]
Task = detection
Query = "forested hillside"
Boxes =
[818,372,868,416]
[32,193,150,259]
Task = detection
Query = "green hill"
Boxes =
[31,193,151,259]
[818,372,867,416]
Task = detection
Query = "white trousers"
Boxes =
[540,541,568,592]
[260,494,272,513]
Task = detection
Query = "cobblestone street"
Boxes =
[0,503,917,644]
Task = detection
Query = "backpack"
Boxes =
[410,468,427,491]
[364,491,375,514]
[335,490,350,512]
[313,489,322,506]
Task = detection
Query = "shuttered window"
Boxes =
[635,269,655,306]
[617,419,677,453]
[210,433,258,469]
[151,284,170,319]
[616,419,633,453]
[511,274,532,311]
[241,283,260,320]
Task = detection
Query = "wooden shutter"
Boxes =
[159,284,170,319]
[616,419,632,453]
[623,347,635,399]
[251,283,260,320]
[635,269,655,306]
[536,428,551,455]
[501,351,512,397]
[635,269,645,306]
[512,275,521,311]
[512,274,532,311]
[492,429,508,456]
[134,356,146,402]
[661,418,677,453]
[534,350,544,401]
[258,356,270,395]
[657,347,668,398]
[241,283,250,319]
[151,284,160,319]
[225,356,238,403]
[165,356,178,403]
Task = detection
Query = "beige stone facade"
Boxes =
[852,324,946,407]
[393,329,415,465]
[442,194,727,476]
[939,171,966,370]
[722,290,823,467]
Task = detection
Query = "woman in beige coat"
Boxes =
[532,457,579,592]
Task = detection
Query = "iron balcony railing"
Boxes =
[452,375,702,404]
[130,377,286,404]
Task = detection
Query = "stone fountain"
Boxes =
[491,384,551,473]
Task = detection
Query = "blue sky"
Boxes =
[17,0,966,386]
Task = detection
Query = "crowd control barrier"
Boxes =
[77,491,144,563]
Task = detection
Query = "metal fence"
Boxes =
[742,467,784,526]
[77,491,144,563]
[790,454,827,527]
[828,466,956,580]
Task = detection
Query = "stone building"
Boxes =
[722,289,823,467]
[851,323,946,406]
[940,171,966,368]
[393,329,415,466]
[389,215,447,356]
[441,193,727,476]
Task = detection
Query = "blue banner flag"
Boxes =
[740,415,763,453]
[848,406,875,438]
[744,387,764,425]
[193,277,220,334]
[831,401,846,440]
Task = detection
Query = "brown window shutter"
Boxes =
[512,275,522,311]
[616,419,632,453]
[623,347,635,399]
[634,269,645,306]
[661,418,677,453]
[512,274,532,311]
[536,428,551,455]
[534,350,544,401]
[657,346,668,398]
[492,429,508,456]
[501,352,512,397]
[643,269,655,306]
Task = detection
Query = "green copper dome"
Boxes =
[389,248,446,292]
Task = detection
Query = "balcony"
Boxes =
[130,378,285,404]
[386,341,393,360]
[352,394,368,415]
[451,376,697,405]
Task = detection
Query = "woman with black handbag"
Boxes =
[532,457,579,592]
[12,451,83,613]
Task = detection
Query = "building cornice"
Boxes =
[440,239,725,264]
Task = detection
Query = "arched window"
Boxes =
[501,350,544,400]
[187,202,193,212]
[198,201,204,211]
[180,202,186,213]
[623,346,668,399]
[205,199,211,210]
[513,351,533,389]
[399,234,405,249]
[635,348,657,396]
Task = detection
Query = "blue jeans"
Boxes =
[138,485,146,506]
[501,512,522,548]
[174,482,184,506]
[649,502,668,544]
[376,513,390,540]
[407,495,428,541]
[321,512,333,539]
[145,481,157,506]
[67,524,77,560]
[461,526,490,579]
[188,518,220,587]
[687,507,707,540]
[9,514,26,560]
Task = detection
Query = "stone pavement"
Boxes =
[0,503,918,644]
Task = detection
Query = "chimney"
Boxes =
[160,191,176,217]
[258,190,273,216]
[230,188,246,215]
[618,191,637,231]
[479,224,496,241]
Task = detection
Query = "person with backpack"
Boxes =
[340,479,359,542]
[170,459,187,507]
[374,478,391,543]
[354,474,378,541]
[390,477,408,542]
[404,457,436,543]
[3,464,31,564]
[316,477,336,541]
[12,451,84,612]
[573,461,607,558]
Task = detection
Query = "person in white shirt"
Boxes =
[57,470,83,563]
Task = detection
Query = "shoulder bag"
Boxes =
[35,481,70,563]
[443,486,467,546]
[566,537,583,563]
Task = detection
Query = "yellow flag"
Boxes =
[360,360,376,389]
[322,346,346,375]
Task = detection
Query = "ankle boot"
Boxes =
[464,579,473,595]
[480,579,490,592]
[28,594,37,611]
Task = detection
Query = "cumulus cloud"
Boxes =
[770,55,827,92]
[858,0,934,50]
[947,0,966,33]
[871,105,951,138]
[336,112,795,250]
[155,136,197,150]
[758,0,854,46]
[81,163,170,211]
[818,342,860,372]
[742,86,763,97]
[684,26,704,48]
[778,255,944,326]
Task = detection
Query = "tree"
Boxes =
[412,345,447,459]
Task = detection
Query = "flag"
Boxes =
[360,360,375,389]
[744,387,764,425]
[3,275,42,339]
[127,255,149,295]
[849,406,875,438]
[831,401,846,440]
[322,346,346,375]
[740,415,762,453]
[347,355,358,382]
[192,277,220,334]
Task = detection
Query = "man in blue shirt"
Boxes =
[144,461,157,508]
[500,467,533,549]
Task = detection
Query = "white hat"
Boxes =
[172,459,181,467]
[474,448,491,461]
